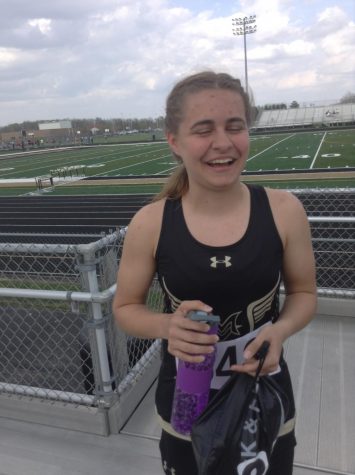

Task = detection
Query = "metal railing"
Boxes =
[0,189,353,433]
[0,231,164,415]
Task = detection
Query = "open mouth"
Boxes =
[207,158,235,167]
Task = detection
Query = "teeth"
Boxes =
[210,159,233,164]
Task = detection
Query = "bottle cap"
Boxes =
[187,310,220,324]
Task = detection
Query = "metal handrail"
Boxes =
[0,284,116,304]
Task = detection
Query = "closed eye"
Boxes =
[190,120,213,135]
[194,128,212,135]
[227,119,246,133]
[227,125,245,133]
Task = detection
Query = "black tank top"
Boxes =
[155,184,294,424]
[156,184,282,333]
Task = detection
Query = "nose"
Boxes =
[212,128,232,150]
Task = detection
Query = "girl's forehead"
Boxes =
[185,88,240,102]
[182,89,245,118]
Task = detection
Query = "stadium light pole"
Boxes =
[232,14,257,96]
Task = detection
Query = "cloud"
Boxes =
[27,18,52,35]
[277,70,318,89]
[317,5,348,24]
[0,48,18,66]
[0,0,354,125]
[250,39,315,61]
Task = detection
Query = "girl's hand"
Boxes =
[230,324,284,376]
[167,301,219,363]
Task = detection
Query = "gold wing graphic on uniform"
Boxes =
[247,274,281,331]
[161,277,182,312]
[218,311,244,338]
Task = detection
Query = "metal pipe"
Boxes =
[309,216,355,223]
[0,284,116,303]
[2,284,353,302]
[243,21,248,95]
[0,381,95,406]
[116,340,161,396]
[232,15,257,96]
[81,248,113,397]
[0,229,122,254]
[293,462,354,475]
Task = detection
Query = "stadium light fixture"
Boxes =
[232,14,257,96]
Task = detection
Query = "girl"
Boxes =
[113,71,317,474]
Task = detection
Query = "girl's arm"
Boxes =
[232,190,317,375]
[112,201,218,362]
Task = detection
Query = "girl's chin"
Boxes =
[204,176,241,190]
[206,167,242,181]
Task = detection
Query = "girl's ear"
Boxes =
[166,131,179,156]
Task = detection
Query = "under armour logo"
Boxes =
[210,256,232,268]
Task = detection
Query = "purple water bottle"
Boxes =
[171,310,220,436]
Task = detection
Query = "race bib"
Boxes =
[211,322,279,390]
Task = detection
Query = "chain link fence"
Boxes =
[293,189,354,295]
[0,230,164,416]
[0,188,353,433]
[294,188,354,217]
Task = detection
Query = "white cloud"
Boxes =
[317,6,348,23]
[0,48,18,66]
[28,18,52,35]
[277,70,318,89]
[250,39,315,61]
[321,23,355,58]
[0,0,354,125]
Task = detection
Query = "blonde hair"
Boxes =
[154,71,251,201]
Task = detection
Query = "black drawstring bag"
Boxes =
[191,342,290,475]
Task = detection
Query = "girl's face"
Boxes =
[167,89,250,191]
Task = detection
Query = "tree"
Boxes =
[290,101,299,109]
[263,103,287,110]
[339,92,355,104]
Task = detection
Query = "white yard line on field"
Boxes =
[309,131,327,169]
[247,133,296,162]
[92,152,172,177]
[156,161,179,175]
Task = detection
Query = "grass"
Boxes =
[247,130,355,171]
[0,129,354,196]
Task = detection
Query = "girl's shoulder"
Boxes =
[264,187,305,213]
[131,198,166,226]
[263,187,308,245]
[125,198,167,247]
[133,197,165,215]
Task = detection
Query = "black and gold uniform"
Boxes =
[155,184,296,475]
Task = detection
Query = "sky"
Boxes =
[0,0,354,127]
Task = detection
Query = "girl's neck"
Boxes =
[182,182,247,215]
[180,182,251,247]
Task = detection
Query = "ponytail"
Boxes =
[152,164,188,202]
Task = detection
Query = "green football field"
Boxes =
[0,129,354,196]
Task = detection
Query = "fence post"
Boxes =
[77,244,115,405]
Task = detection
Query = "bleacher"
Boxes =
[254,103,355,130]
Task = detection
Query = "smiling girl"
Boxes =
[113,71,317,474]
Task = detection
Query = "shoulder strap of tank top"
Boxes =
[246,184,282,243]
[155,198,182,260]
